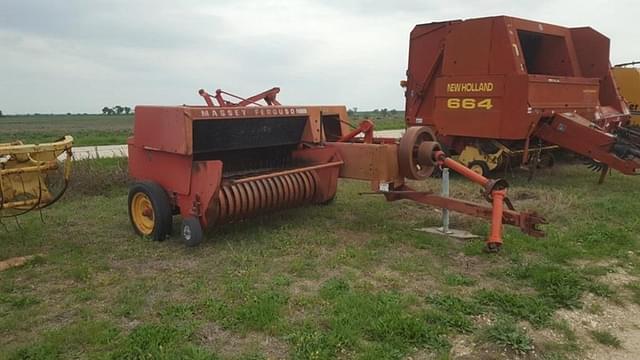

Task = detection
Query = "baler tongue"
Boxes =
[535,112,640,176]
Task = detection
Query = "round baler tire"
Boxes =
[536,152,555,169]
[128,181,173,241]
[468,161,490,177]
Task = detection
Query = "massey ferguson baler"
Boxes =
[127,89,544,251]
[403,16,640,178]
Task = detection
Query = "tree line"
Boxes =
[102,105,132,115]
[347,108,399,117]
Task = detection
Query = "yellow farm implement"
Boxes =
[0,136,73,218]
[613,62,640,126]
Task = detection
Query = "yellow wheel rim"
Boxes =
[131,193,155,235]
[470,164,484,176]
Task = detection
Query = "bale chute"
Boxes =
[0,136,73,218]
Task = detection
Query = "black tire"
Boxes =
[536,152,555,169]
[181,217,203,247]
[468,161,490,177]
[484,242,501,253]
[128,181,172,241]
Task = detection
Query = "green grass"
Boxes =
[482,316,534,353]
[109,323,218,359]
[291,284,450,359]
[1,160,640,358]
[444,273,476,287]
[473,289,555,327]
[589,329,622,348]
[0,114,132,146]
[0,294,40,310]
[205,290,288,333]
[508,263,588,308]
[350,110,405,130]
[626,281,640,305]
[7,319,121,359]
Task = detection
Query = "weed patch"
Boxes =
[473,289,554,327]
[444,273,476,287]
[109,323,217,359]
[589,329,622,348]
[290,281,450,359]
[481,316,534,353]
[509,264,587,308]
[204,290,287,333]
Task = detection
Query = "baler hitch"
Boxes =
[384,131,546,252]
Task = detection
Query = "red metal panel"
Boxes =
[186,160,223,228]
[528,75,599,109]
[405,22,452,126]
[570,27,626,113]
[489,17,521,75]
[128,140,224,227]
[570,27,610,78]
[500,75,534,139]
[133,106,191,155]
[432,75,505,138]
[442,18,493,75]
[128,144,193,195]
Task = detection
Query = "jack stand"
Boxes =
[416,168,479,240]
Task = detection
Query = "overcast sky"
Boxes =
[0,0,637,114]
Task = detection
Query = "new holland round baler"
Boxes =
[403,16,640,177]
